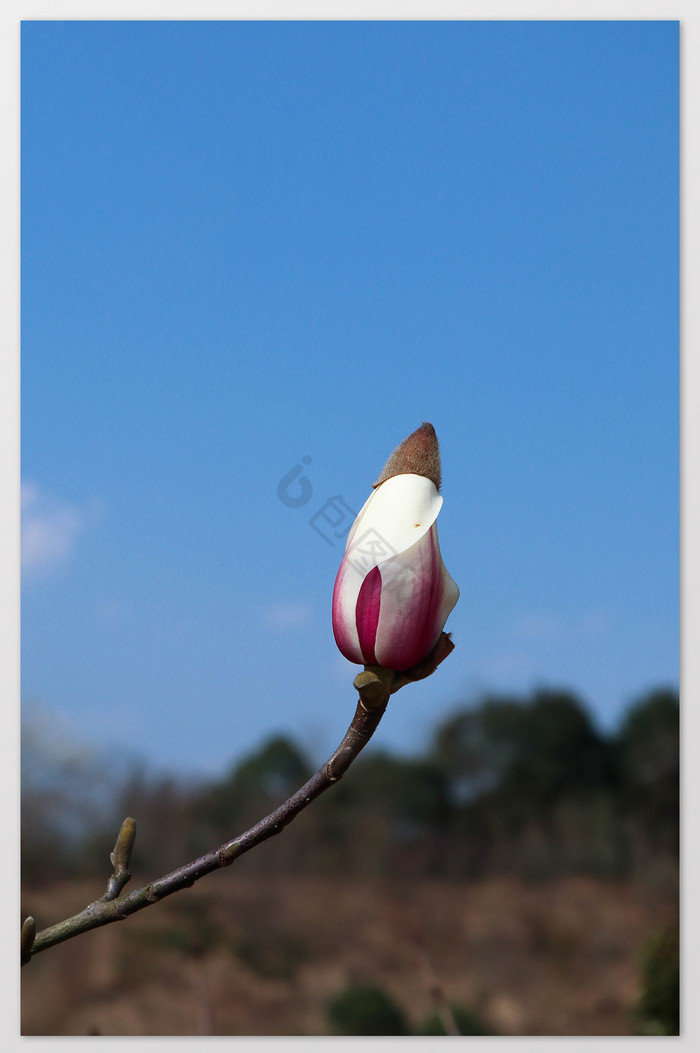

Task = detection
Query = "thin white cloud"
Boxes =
[21,698,93,775]
[263,600,314,631]
[473,649,540,682]
[512,608,611,642]
[512,612,564,641]
[21,481,101,580]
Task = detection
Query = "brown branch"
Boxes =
[22,633,454,966]
[23,687,388,963]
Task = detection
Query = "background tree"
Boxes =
[614,688,679,865]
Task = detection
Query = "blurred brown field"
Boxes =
[22,687,679,1036]
[22,868,677,1036]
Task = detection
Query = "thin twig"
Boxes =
[24,693,388,962]
[22,633,454,965]
[415,941,460,1036]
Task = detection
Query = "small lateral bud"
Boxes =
[110,817,137,871]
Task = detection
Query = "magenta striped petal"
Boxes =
[372,524,457,669]
[354,565,382,665]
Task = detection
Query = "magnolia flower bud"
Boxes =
[332,423,459,671]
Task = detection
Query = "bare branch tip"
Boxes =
[103,817,138,901]
[21,916,36,965]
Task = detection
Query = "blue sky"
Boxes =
[21,19,678,780]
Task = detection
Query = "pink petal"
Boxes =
[332,517,459,671]
[354,565,382,665]
[373,524,458,670]
[331,557,363,664]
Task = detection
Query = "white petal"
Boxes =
[343,474,443,571]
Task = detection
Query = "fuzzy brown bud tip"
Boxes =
[373,422,442,491]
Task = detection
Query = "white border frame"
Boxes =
[4,5,693,1049]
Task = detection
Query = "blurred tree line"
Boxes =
[21,686,679,886]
